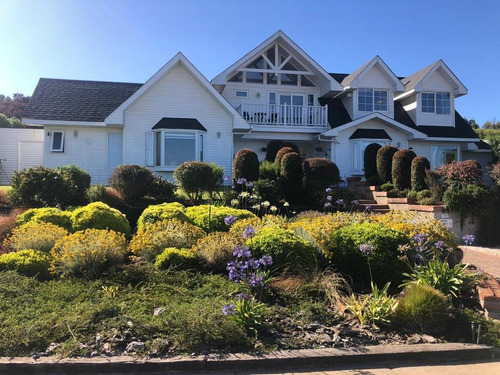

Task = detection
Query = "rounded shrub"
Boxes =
[50,229,127,278]
[394,283,450,332]
[233,148,259,183]
[229,214,287,237]
[411,156,430,192]
[281,152,303,203]
[3,222,69,253]
[392,149,416,190]
[438,160,483,188]
[137,202,191,231]
[129,219,206,262]
[108,164,155,202]
[71,202,131,236]
[302,158,340,195]
[16,207,73,231]
[57,164,91,206]
[155,248,200,270]
[376,146,398,184]
[265,141,299,162]
[173,161,217,202]
[259,160,278,181]
[193,231,244,272]
[8,166,69,208]
[0,249,51,280]
[185,205,256,232]
[149,176,176,203]
[363,143,382,180]
[274,147,296,175]
[328,222,408,286]
[490,162,500,186]
[249,226,317,272]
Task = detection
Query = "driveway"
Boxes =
[461,246,500,279]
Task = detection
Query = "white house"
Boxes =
[22,31,490,183]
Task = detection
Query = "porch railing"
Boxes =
[239,103,328,128]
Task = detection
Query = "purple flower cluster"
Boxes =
[336,198,344,205]
[414,233,427,244]
[324,202,332,208]
[236,177,247,185]
[326,195,333,201]
[434,240,446,251]
[325,187,333,194]
[351,200,359,205]
[462,234,475,246]
[222,303,235,316]
[226,246,272,286]
[359,243,374,256]
[242,225,256,240]
[224,215,238,226]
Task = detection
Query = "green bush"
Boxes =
[233,148,259,183]
[85,185,127,210]
[3,222,69,253]
[50,229,128,278]
[16,207,73,231]
[274,147,296,175]
[8,166,69,208]
[328,222,408,286]
[380,182,394,192]
[185,205,256,232]
[259,160,278,181]
[249,226,317,272]
[193,231,243,272]
[154,248,199,270]
[0,249,51,280]
[108,164,154,202]
[71,202,131,236]
[490,162,500,186]
[129,219,206,262]
[392,149,416,191]
[253,179,281,205]
[173,161,217,202]
[136,202,191,231]
[302,158,340,200]
[264,141,299,162]
[376,146,398,184]
[148,176,176,203]
[280,152,303,203]
[363,143,382,180]
[57,165,91,206]
[394,283,450,332]
[411,156,430,192]
[443,184,488,228]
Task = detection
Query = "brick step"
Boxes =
[357,199,377,204]
[477,274,500,319]
[355,204,390,210]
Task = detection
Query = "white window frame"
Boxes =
[358,88,388,112]
[421,92,451,115]
[235,90,248,98]
[50,131,64,152]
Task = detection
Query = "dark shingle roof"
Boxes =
[318,97,352,128]
[400,61,438,90]
[23,78,143,122]
[349,129,392,140]
[152,118,207,131]
[329,73,349,85]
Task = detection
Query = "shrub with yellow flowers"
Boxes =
[185,205,256,232]
[16,207,73,231]
[193,231,244,272]
[71,202,131,236]
[3,222,69,253]
[136,202,192,231]
[0,249,51,280]
[229,214,287,237]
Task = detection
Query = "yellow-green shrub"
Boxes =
[249,226,317,272]
[154,248,199,270]
[136,202,191,231]
[129,219,206,262]
[16,207,73,231]
[50,229,127,278]
[0,249,51,279]
[185,205,256,232]
[3,222,69,253]
[193,232,243,272]
[71,202,131,236]
[229,215,286,237]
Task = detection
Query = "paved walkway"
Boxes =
[461,246,500,279]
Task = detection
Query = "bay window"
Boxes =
[146,130,204,169]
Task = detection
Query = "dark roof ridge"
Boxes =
[38,77,144,86]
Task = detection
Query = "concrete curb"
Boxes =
[0,343,499,374]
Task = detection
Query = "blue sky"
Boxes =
[1,0,499,126]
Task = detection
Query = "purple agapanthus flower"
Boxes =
[462,234,475,246]
[259,255,273,267]
[224,175,231,181]
[222,304,236,316]
[415,253,424,265]
[238,292,251,301]
[359,244,374,256]
[325,187,333,193]
[242,226,256,240]
[248,273,265,287]
[224,215,238,226]
[434,240,446,250]
[236,177,247,185]
[351,200,359,205]
[326,195,333,201]
[336,198,344,205]
[477,267,483,276]
[245,181,254,188]
[414,233,427,244]
[233,245,252,258]
[324,202,332,208]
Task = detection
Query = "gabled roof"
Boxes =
[349,129,392,140]
[338,56,405,92]
[211,30,343,94]
[400,60,468,97]
[318,97,352,128]
[152,117,207,131]
[23,78,142,123]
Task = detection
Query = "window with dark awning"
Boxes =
[349,129,392,140]
[152,117,207,131]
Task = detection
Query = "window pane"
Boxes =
[358,88,373,111]
[155,132,161,166]
[228,72,243,82]
[374,90,388,111]
[51,132,64,151]
[267,73,278,85]
[281,73,298,85]
[431,145,457,168]
[246,71,263,83]
[436,92,450,114]
[164,134,196,167]
[108,133,122,168]
[235,90,248,97]
[422,93,435,113]
[269,92,276,105]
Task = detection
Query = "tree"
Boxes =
[0,93,31,120]
[484,117,500,129]
[464,117,479,129]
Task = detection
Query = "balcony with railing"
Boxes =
[238,103,329,128]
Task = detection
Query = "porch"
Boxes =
[238,103,329,128]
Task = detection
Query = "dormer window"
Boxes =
[421,92,450,114]
[358,89,388,112]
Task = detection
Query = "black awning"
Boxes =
[152,117,207,131]
[349,129,392,140]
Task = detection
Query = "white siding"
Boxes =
[44,126,116,184]
[124,64,234,180]
[0,128,44,184]
[416,69,455,127]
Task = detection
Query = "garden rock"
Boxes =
[126,341,145,353]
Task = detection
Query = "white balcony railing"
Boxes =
[239,103,328,128]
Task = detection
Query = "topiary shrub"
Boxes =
[328,222,408,286]
[411,156,430,192]
[364,143,382,180]
[3,222,69,253]
[50,229,127,278]
[148,176,176,203]
[394,283,450,332]
[129,219,206,262]
[302,158,340,201]
[280,152,303,203]
[136,202,192,231]
[274,147,296,175]
[0,249,51,280]
[185,205,256,232]
[249,226,317,272]
[438,160,483,189]
[392,149,417,190]
[233,148,259,183]
[154,248,200,270]
[8,166,69,208]
[71,202,131,236]
[193,231,244,272]
[173,161,216,203]
[265,141,299,162]
[57,164,91,206]
[108,164,155,202]
[376,146,398,184]
[259,160,278,181]
[16,207,73,231]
